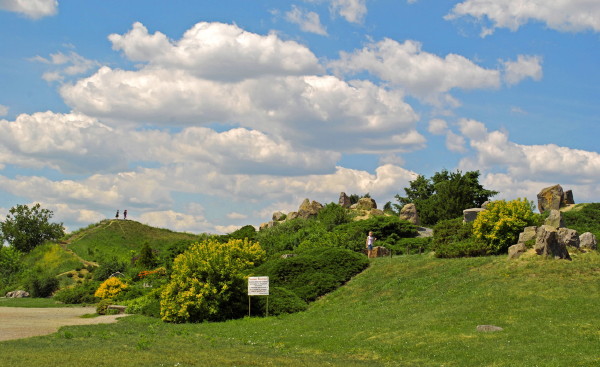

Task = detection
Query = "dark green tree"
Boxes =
[137,242,158,269]
[395,170,498,226]
[0,204,65,253]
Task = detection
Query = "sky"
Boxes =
[0,0,598,234]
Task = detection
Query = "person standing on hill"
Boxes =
[366,231,376,258]
[123,209,127,220]
[115,210,119,219]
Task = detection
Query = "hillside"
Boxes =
[65,219,202,264]
[2,253,600,366]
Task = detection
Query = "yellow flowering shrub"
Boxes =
[160,238,265,323]
[94,277,128,300]
[472,198,539,254]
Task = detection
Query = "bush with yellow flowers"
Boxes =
[472,198,539,254]
[160,238,265,323]
[94,277,128,300]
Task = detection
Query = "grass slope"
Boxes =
[2,253,600,366]
[66,219,201,264]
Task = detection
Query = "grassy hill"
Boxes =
[2,252,600,366]
[65,219,202,264]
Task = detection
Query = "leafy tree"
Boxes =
[160,238,265,323]
[472,198,539,254]
[137,242,158,269]
[0,246,23,289]
[317,203,352,231]
[0,204,64,253]
[395,170,498,225]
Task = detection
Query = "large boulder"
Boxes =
[537,184,565,212]
[399,203,420,225]
[356,197,377,211]
[579,232,598,250]
[298,199,323,219]
[544,209,565,228]
[534,225,571,260]
[463,208,485,223]
[5,290,30,298]
[338,192,352,208]
[557,228,580,248]
[563,190,575,206]
[518,226,538,243]
[369,246,390,258]
[508,243,528,259]
[272,211,286,221]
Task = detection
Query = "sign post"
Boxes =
[248,276,269,317]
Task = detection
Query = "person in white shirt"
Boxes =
[366,231,376,258]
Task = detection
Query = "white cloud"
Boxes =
[329,38,501,106]
[226,212,248,220]
[428,118,448,135]
[330,0,367,24]
[0,105,8,116]
[139,210,213,234]
[0,0,57,19]
[446,131,467,153]
[108,22,323,81]
[286,6,328,35]
[31,51,100,82]
[502,55,543,85]
[446,0,600,36]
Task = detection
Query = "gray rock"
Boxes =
[544,209,565,228]
[5,290,30,298]
[477,325,503,332]
[534,225,571,260]
[518,226,538,243]
[557,228,580,248]
[399,203,420,225]
[287,211,299,220]
[272,211,286,221]
[563,190,575,205]
[537,184,564,212]
[338,192,352,208]
[508,243,528,259]
[463,208,485,223]
[579,232,598,250]
[481,201,490,209]
[298,199,323,219]
[356,197,377,210]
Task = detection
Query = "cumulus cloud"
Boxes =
[446,0,600,36]
[139,210,213,233]
[330,0,367,23]
[0,0,57,19]
[286,5,328,35]
[0,105,8,116]
[446,131,467,153]
[108,22,323,81]
[428,118,448,135]
[502,55,543,85]
[329,38,501,106]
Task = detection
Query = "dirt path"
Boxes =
[0,307,130,342]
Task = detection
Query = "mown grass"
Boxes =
[66,219,201,264]
[2,253,600,366]
[0,297,80,308]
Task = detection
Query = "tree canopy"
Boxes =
[395,170,498,225]
[0,203,65,253]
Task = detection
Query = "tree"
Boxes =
[137,242,158,269]
[395,170,498,225]
[0,204,65,253]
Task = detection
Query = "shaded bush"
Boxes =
[25,271,59,297]
[124,287,162,318]
[332,216,418,252]
[96,299,113,315]
[385,237,432,255]
[95,257,127,281]
[53,281,100,304]
[433,239,492,258]
[251,287,308,316]
[317,203,352,231]
[563,203,600,238]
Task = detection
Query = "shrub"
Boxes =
[251,287,308,316]
[94,277,128,300]
[472,199,539,254]
[54,281,100,304]
[160,238,265,323]
[25,271,60,297]
[124,287,163,318]
[136,242,158,269]
[563,203,600,238]
[0,246,23,289]
[96,299,113,315]
[255,218,325,254]
[332,216,418,252]
[95,257,127,281]
[434,239,492,258]
[317,203,352,231]
[386,237,432,255]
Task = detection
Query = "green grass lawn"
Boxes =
[0,297,83,308]
[2,253,600,366]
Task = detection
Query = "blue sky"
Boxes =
[0,0,598,233]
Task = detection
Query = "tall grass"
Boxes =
[2,253,600,366]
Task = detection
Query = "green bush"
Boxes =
[251,286,308,316]
[253,247,368,302]
[95,257,127,281]
[317,203,352,231]
[332,216,418,252]
[255,218,325,254]
[124,287,163,318]
[385,237,432,255]
[24,270,60,297]
[563,203,600,238]
[431,218,488,258]
[0,246,23,290]
[53,281,100,304]
[96,299,113,315]
[472,199,539,254]
[433,239,492,258]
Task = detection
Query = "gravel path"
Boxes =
[0,307,129,342]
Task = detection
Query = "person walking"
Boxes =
[366,231,376,258]
[115,210,119,219]
[123,209,127,220]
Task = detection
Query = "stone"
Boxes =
[534,225,571,260]
[399,203,420,225]
[544,209,565,228]
[338,192,352,208]
[481,201,490,209]
[463,208,485,223]
[537,184,564,212]
[287,211,299,220]
[298,199,323,219]
[369,246,390,258]
[477,325,503,332]
[563,190,575,205]
[280,254,297,259]
[259,222,269,231]
[369,209,385,217]
[5,290,30,298]
[272,211,286,221]
[356,197,377,210]
[508,243,528,259]
[579,232,598,250]
[518,226,538,243]
[557,228,580,248]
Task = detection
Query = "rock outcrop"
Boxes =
[298,199,323,219]
[579,232,598,250]
[534,225,571,260]
[537,184,574,212]
[544,209,565,228]
[399,203,420,225]
[5,290,30,298]
[355,197,377,211]
[338,192,351,208]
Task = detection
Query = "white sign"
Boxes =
[248,276,269,296]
